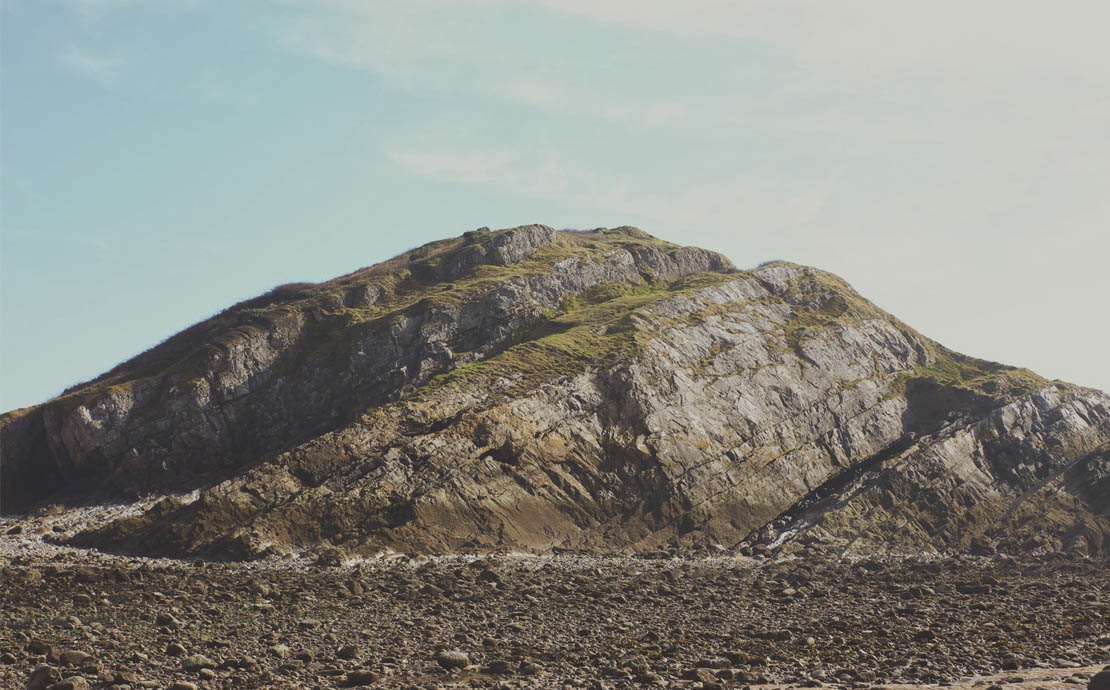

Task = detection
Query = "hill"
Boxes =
[2,225,1107,560]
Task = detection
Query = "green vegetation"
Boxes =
[10,226,721,419]
[759,266,897,359]
[753,263,1053,404]
[421,273,737,398]
[7,222,1061,426]
[896,350,1047,401]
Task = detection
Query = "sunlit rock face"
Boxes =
[3,225,1107,559]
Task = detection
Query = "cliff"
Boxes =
[2,226,1106,559]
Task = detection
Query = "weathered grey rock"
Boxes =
[180,654,215,672]
[0,226,732,518]
[434,649,470,669]
[1,226,1107,562]
[56,651,92,668]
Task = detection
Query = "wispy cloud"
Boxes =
[28,0,1109,391]
[389,143,631,209]
[72,233,119,260]
[389,147,519,186]
[58,49,120,84]
[494,80,685,127]
[66,0,139,16]
[522,0,1110,83]
[275,0,691,127]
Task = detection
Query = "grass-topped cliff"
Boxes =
[4,224,1105,565]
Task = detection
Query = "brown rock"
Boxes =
[45,678,88,690]
[26,665,61,690]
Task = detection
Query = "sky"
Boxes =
[2,0,1108,411]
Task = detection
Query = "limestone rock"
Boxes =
[1,225,1106,561]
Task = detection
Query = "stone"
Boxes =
[1089,671,1110,690]
[314,547,345,567]
[57,651,92,667]
[2,226,1108,566]
[434,649,470,670]
[168,683,198,690]
[519,662,540,676]
[180,654,216,672]
[26,665,61,690]
[111,672,140,686]
[343,670,380,686]
[154,613,181,628]
[165,643,186,657]
[45,678,88,690]
[683,668,718,684]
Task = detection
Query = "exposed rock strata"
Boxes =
[1,226,1106,559]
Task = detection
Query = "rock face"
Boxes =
[1,225,1107,559]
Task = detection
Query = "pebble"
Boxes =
[26,666,61,690]
[45,677,89,690]
[1,546,1107,690]
[57,651,92,667]
[343,669,380,686]
[165,643,186,657]
[434,649,470,670]
[180,654,216,672]
[1089,671,1110,690]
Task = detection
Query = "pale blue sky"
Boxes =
[3,0,1108,411]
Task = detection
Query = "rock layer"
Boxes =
[1,226,1107,559]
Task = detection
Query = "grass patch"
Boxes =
[897,350,1047,401]
[9,226,724,419]
[420,273,736,398]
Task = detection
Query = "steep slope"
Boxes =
[2,225,1107,559]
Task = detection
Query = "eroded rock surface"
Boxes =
[1,225,1107,560]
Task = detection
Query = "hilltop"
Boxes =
[2,225,1107,561]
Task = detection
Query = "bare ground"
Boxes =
[1,510,1107,690]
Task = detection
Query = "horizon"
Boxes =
[3,1,1108,411]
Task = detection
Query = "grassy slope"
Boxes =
[420,272,740,399]
[762,262,1051,404]
[0,227,720,422]
[2,227,1065,426]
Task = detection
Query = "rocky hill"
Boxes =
[2,225,1107,560]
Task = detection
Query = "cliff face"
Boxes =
[2,226,1107,559]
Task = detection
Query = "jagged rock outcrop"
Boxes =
[2,225,1107,559]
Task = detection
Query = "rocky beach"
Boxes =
[2,227,1107,690]
[2,509,1108,690]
